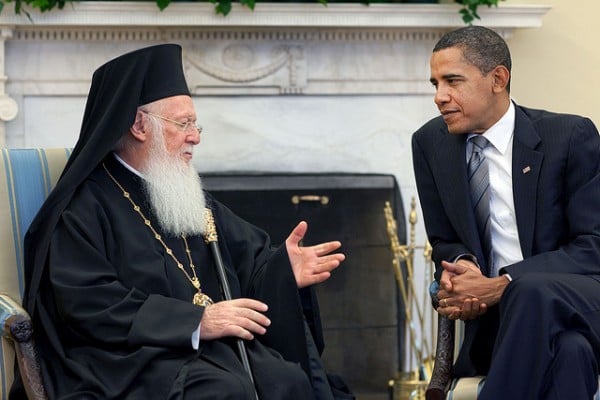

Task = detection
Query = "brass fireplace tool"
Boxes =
[384,198,435,400]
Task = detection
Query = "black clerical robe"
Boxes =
[33,155,315,399]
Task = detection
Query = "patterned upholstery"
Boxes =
[446,376,485,400]
[443,314,600,400]
[446,372,600,400]
[443,321,482,400]
[0,148,71,400]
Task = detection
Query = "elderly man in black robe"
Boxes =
[12,44,349,400]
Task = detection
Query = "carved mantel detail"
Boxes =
[0,2,550,29]
[0,2,550,145]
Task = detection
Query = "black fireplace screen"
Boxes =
[202,172,407,399]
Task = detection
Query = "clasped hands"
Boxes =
[200,221,344,341]
[436,259,508,321]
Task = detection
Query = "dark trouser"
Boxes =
[479,274,600,400]
[168,340,314,400]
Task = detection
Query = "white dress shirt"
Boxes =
[467,102,524,276]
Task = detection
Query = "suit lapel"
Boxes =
[436,127,487,269]
[512,106,543,258]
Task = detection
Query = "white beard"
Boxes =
[141,134,207,237]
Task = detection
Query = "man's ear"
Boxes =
[492,65,510,93]
[129,110,148,142]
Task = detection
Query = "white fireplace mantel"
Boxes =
[0,2,551,133]
[0,2,551,194]
[0,2,552,145]
[0,2,552,146]
[0,2,550,29]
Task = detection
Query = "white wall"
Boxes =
[510,0,600,127]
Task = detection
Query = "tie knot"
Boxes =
[470,135,488,151]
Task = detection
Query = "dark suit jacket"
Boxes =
[411,102,600,375]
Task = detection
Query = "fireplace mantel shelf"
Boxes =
[0,2,551,146]
[0,2,550,30]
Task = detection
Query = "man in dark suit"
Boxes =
[412,26,600,399]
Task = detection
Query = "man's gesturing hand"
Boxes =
[200,299,271,341]
[285,221,345,288]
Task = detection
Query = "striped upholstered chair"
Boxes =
[426,316,480,400]
[427,302,600,399]
[1,148,71,400]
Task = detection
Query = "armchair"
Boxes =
[426,302,600,400]
[0,147,347,400]
[1,148,71,400]
[426,315,485,400]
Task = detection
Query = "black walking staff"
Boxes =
[204,208,260,400]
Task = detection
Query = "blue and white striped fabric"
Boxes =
[432,267,600,399]
[446,375,600,399]
[0,148,70,400]
[447,376,485,400]
[447,321,600,399]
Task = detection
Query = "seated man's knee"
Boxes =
[501,274,542,306]
[548,331,599,399]
[554,330,595,368]
[501,274,565,308]
[254,360,313,399]
[182,365,256,400]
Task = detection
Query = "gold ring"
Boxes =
[441,298,447,307]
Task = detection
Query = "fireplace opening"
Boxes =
[203,172,407,400]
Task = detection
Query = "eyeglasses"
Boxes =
[142,110,203,135]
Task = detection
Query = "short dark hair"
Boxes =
[434,26,512,91]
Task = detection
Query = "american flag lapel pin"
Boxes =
[522,166,531,174]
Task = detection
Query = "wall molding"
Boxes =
[0,2,551,146]
[0,2,551,30]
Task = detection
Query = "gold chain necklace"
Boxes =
[102,163,214,307]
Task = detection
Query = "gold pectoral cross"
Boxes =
[193,291,214,307]
[191,277,213,306]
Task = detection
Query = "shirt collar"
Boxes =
[112,152,145,179]
[468,100,515,154]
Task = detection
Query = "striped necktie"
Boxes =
[468,135,493,272]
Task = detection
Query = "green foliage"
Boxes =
[155,0,171,10]
[0,0,506,24]
[157,0,373,14]
[455,0,506,24]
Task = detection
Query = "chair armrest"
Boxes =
[1,294,48,400]
[425,314,455,400]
